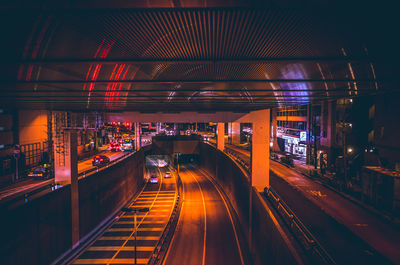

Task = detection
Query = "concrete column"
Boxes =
[54,130,78,185]
[53,130,79,245]
[251,109,270,191]
[217,122,225,151]
[156,122,161,134]
[327,101,335,165]
[271,108,278,152]
[135,122,141,150]
[306,104,312,165]
[232,122,241,145]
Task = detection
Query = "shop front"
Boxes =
[277,127,307,161]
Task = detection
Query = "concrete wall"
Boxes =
[374,92,400,168]
[152,135,200,155]
[19,110,48,145]
[79,150,144,238]
[0,149,145,265]
[0,186,72,265]
[199,142,303,265]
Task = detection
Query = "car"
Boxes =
[109,142,121,152]
[150,175,159,184]
[164,171,171,178]
[92,155,110,167]
[27,164,53,179]
[121,141,134,151]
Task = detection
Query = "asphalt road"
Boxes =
[163,165,245,265]
[72,165,177,264]
[225,144,398,265]
[78,150,126,173]
[0,150,127,202]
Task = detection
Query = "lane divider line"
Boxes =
[186,168,207,265]
[106,164,165,265]
[195,166,245,265]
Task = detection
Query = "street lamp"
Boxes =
[121,207,150,265]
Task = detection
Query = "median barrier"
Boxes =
[0,149,146,265]
[199,142,304,265]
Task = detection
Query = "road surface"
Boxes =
[0,150,127,203]
[72,166,177,264]
[163,165,245,265]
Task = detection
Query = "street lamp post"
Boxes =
[121,207,149,265]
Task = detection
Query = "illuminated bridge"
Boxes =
[1,1,399,265]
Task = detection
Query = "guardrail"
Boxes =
[224,146,251,174]
[264,187,336,265]
[148,168,184,265]
[222,145,336,265]
[0,151,137,207]
[78,150,136,179]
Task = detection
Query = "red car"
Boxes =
[109,142,121,152]
[92,155,110,167]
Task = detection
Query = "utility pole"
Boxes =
[121,207,149,265]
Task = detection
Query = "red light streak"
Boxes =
[83,39,114,107]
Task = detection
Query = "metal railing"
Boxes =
[221,145,336,265]
[224,146,251,174]
[1,151,137,207]
[264,187,336,265]
[78,151,136,179]
[148,169,184,265]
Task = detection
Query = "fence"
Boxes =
[20,141,49,168]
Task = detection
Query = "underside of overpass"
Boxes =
[0,1,397,112]
[1,1,399,265]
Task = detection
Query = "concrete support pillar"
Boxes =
[217,122,225,151]
[232,122,241,146]
[271,108,279,152]
[156,122,161,134]
[327,101,335,165]
[53,130,79,245]
[135,122,141,150]
[251,109,270,191]
[306,104,312,165]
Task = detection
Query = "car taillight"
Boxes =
[37,173,43,176]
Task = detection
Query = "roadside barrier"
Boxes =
[222,144,336,265]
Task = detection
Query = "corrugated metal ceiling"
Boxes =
[0,6,396,111]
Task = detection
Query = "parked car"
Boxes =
[92,155,110,167]
[164,171,171,178]
[280,154,294,167]
[150,175,159,184]
[27,164,53,179]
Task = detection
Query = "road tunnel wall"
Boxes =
[0,149,146,265]
[199,142,302,265]
[0,186,72,265]
[152,135,200,155]
[78,148,145,239]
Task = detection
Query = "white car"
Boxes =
[122,142,133,151]
[150,175,158,184]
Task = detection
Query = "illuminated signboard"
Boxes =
[300,131,307,142]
